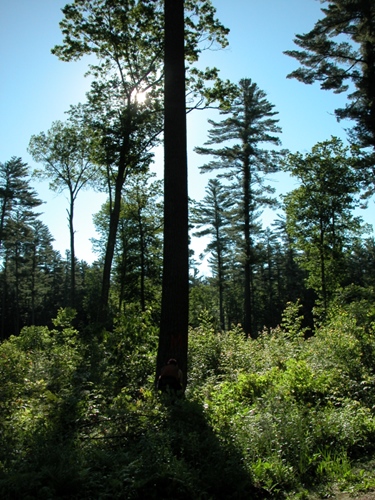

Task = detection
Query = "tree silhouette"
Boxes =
[156,0,189,383]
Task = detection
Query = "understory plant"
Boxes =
[1,298,375,498]
[187,300,375,496]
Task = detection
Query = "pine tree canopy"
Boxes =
[284,0,375,150]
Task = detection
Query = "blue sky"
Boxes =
[1,0,372,265]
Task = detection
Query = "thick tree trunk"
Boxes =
[156,0,189,385]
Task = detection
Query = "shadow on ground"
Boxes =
[0,388,270,499]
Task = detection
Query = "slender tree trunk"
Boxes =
[362,3,375,149]
[68,193,76,308]
[266,241,274,328]
[118,224,127,312]
[243,156,253,337]
[99,115,131,324]
[137,206,146,312]
[215,226,225,331]
[14,242,20,335]
[217,257,225,331]
[156,0,188,384]
[31,247,36,325]
[1,256,8,339]
[100,174,123,323]
[0,199,7,248]
[319,221,327,314]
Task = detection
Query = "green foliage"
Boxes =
[187,298,375,496]
[285,0,375,150]
[93,173,163,315]
[196,77,282,337]
[191,178,235,330]
[280,299,309,340]
[0,157,58,337]
[282,137,366,315]
[3,300,375,498]
[189,285,220,328]
[101,305,159,396]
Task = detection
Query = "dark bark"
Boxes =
[156,0,189,384]
[99,171,124,323]
[68,192,76,308]
[215,225,225,331]
[319,221,327,314]
[99,122,130,324]
[137,206,146,312]
[31,247,36,325]
[243,153,253,337]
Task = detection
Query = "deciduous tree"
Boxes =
[28,117,98,307]
[53,0,229,324]
[93,173,163,313]
[282,137,366,316]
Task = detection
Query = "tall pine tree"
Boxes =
[196,79,282,337]
[156,0,188,384]
[191,178,234,330]
[285,0,375,150]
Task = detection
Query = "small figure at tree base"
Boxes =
[157,358,184,397]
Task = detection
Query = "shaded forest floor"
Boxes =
[3,301,375,498]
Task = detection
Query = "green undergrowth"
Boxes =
[2,298,375,498]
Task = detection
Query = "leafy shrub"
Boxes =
[187,300,375,495]
[3,299,375,498]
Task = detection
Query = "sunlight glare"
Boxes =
[134,90,148,104]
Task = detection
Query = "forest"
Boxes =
[1,0,375,498]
